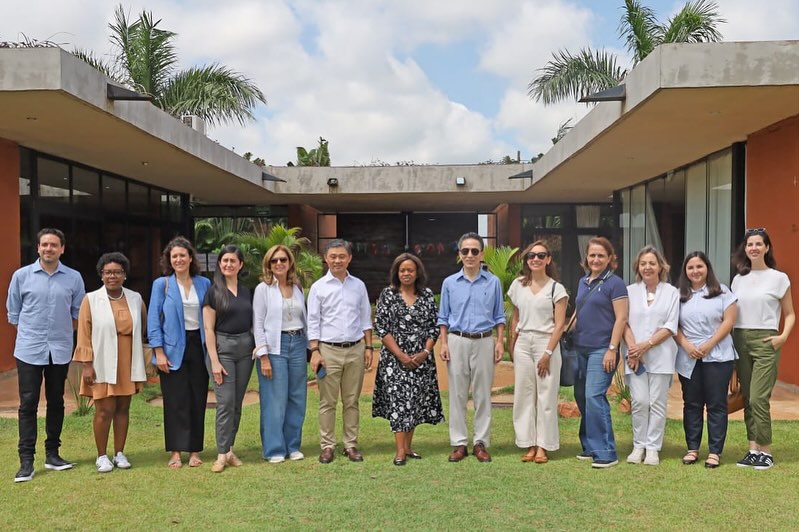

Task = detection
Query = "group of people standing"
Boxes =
[6,226,794,482]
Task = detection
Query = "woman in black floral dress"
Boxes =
[373,253,444,466]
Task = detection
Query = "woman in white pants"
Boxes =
[508,240,568,463]
[623,246,679,466]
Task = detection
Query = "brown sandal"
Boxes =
[704,453,720,469]
[682,450,699,465]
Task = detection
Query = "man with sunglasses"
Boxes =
[438,232,505,462]
[7,228,85,482]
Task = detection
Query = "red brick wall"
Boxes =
[0,139,21,372]
[746,115,799,385]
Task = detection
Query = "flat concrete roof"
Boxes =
[0,47,275,204]
[2,41,797,211]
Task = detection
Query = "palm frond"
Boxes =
[109,4,177,98]
[71,48,121,81]
[619,0,660,64]
[661,0,725,44]
[159,64,266,126]
[528,48,627,105]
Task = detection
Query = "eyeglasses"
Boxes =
[744,227,766,237]
[525,252,549,260]
[101,270,125,277]
[459,247,481,256]
[270,257,289,264]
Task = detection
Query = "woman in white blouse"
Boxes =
[252,245,308,463]
[675,251,737,468]
[623,246,679,466]
[507,240,568,464]
[731,228,795,470]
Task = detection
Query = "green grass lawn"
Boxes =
[1,389,797,531]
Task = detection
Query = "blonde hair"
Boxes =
[633,245,670,283]
[262,245,299,286]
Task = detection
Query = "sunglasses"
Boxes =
[744,227,767,237]
[525,252,549,260]
[459,247,481,256]
[270,256,289,264]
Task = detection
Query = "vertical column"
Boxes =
[0,139,21,371]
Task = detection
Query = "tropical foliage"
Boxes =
[528,0,724,105]
[288,137,331,166]
[194,217,251,253]
[73,4,265,127]
[235,225,324,290]
[482,246,523,348]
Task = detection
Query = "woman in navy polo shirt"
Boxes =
[571,237,628,468]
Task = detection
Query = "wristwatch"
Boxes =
[544,349,553,356]
[608,344,617,351]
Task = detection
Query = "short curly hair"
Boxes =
[96,252,130,277]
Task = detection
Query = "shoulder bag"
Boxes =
[559,271,610,386]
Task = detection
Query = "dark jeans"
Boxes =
[679,360,734,455]
[17,356,71,460]
[159,330,209,452]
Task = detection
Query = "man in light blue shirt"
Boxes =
[6,228,85,482]
[438,232,505,463]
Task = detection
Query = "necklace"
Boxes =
[285,296,294,320]
[646,292,656,303]
[108,291,124,301]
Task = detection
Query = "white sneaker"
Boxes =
[626,448,645,464]
[644,449,660,465]
[96,455,114,473]
[268,456,286,464]
[289,451,305,461]
[113,452,132,469]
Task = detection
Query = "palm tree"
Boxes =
[287,137,331,166]
[74,4,265,127]
[194,217,251,253]
[528,0,724,105]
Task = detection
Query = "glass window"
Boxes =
[128,182,149,217]
[707,149,733,284]
[628,184,646,281]
[73,166,100,209]
[685,160,707,257]
[168,194,182,222]
[37,157,70,204]
[102,174,126,211]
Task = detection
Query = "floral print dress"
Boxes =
[372,287,444,432]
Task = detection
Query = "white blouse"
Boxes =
[507,277,568,334]
[624,281,679,375]
[178,283,200,331]
[732,268,790,330]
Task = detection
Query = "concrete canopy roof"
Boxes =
[0,47,274,204]
[528,41,799,201]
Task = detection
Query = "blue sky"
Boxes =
[3,0,798,165]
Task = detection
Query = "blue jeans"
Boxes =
[257,333,308,459]
[574,348,618,461]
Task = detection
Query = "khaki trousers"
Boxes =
[446,334,495,447]
[512,331,561,450]
[318,341,365,450]
[733,329,781,446]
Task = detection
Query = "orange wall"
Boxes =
[0,139,21,372]
[746,115,799,385]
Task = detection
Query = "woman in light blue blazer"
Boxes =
[148,236,211,469]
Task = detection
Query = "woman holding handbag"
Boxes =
[675,251,737,468]
[731,228,795,470]
[571,237,628,469]
[507,241,567,464]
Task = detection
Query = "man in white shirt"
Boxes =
[308,239,373,463]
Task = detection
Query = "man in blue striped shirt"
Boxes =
[438,232,505,463]
[6,228,85,482]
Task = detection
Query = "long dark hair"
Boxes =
[207,245,245,314]
[733,229,777,275]
[519,240,559,285]
[160,236,200,276]
[388,253,427,294]
[678,251,722,303]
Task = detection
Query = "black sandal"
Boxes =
[682,450,699,465]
